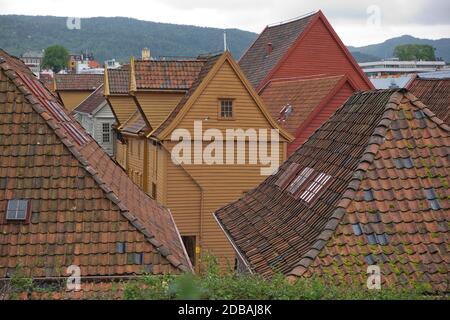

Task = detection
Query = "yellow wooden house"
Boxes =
[54,73,103,111]
[109,51,293,270]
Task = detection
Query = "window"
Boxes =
[286,167,314,194]
[6,200,31,221]
[102,123,111,143]
[219,99,233,119]
[182,236,196,266]
[299,172,332,203]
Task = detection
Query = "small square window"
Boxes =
[6,200,30,221]
[219,99,233,119]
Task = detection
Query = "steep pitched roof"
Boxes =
[150,51,293,142]
[407,77,450,124]
[55,73,103,91]
[239,11,373,90]
[0,49,192,277]
[239,12,317,88]
[73,84,107,115]
[120,110,150,135]
[105,66,130,95]
[132,59,206,91]
[259,75,346,136]
[215,89,449,292]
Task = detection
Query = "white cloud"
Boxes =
[0,0,449,46]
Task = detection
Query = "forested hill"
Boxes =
[0,15,258,62]
[1,15,448,64]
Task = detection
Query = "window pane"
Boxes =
[6,200,29,220]
[287,167,314,194]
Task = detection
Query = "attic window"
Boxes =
[6,200,31,221]
[423,188,441,210]
[286,167,314,194]
[299,172,332,203]
[219,99,233,119]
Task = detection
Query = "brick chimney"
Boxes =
[267,42,273,55]
[142,48,150,61]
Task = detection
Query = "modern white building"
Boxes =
[20,50,44,75]
[359,58,446,76]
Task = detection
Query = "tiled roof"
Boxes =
[107,66,129,95]
[150,54,222,138]
[215,89,449,292]
[260,75,344,136]
[73,84,106,115]
[407,77,450,124]
[134,59,206,90]
[55,73,103,91]
[239,12,317,88]
[0,49,191,279]
[120,110,150,135]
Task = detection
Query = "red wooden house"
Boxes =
[239,10,374,154]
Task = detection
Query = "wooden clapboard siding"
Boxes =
[135,92,184,128]
[290,81,355,153]
[116,140,128,170]
[126,137,145,189]
[58,91,92,111]
[178,61,275,132]
[272,18,371,91]
[108,95,138,125]
[160,58,288,269]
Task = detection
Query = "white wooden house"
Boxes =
[72,84,116,156]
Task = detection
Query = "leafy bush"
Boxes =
[123,255,434,300]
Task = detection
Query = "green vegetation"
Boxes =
[122,256,433,300]
[42,44,69,73]
[394,44,436,61]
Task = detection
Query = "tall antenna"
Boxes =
[223,31,227,52]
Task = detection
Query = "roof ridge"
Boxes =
[72,83,104,114]
[0,56,191,273]
[266,11,319,28]
[286,89,408,277]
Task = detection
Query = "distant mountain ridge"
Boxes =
[0,15,448,64]
[348,35,450,62]
[0,15,257,62]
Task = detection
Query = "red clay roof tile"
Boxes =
[215,88,449,292]
[55,73,103,91]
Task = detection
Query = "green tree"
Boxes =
[394,44,436,61]
[41,45,69,73]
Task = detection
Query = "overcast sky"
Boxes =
[0,0,449,46]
